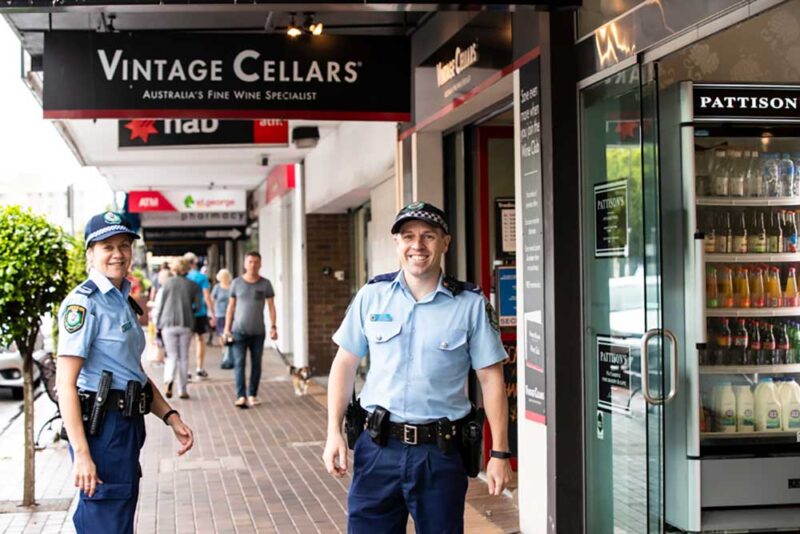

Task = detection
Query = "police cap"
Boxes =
[84,211,141,247]
[390,202,449,235]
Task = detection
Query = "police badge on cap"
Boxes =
[84,211,141,247]
[390,202,449,235]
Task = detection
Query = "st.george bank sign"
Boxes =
[43,32,410,121]
[129,190,246,213]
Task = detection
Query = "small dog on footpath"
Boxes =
[272,340,311,396]
[290,365,311,396]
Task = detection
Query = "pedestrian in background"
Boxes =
[323,202,512,533]
[223,251,278,408]
[183,252,215,380]
[55,211,193,534]
[155,258,201,399]
[211,268,234,369]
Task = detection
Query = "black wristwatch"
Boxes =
[162,409,179,425]
[490,450,512,459]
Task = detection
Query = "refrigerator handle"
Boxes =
[641,328,679,405]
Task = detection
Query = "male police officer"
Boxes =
[323,202,512,533]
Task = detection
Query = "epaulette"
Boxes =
[442,275,482,296]
[368,271,399,284]
[75,279,98,296]
[128,297,144,316]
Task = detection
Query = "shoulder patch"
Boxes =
[64,304,87,334]
[485,301,500,333]
[75,280,98,296]
[368,271,399,284]
[442,275,482,296]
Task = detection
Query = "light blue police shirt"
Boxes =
[57,269,148,392]
[333,271,507,423]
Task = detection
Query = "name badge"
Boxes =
[121,321,132,333]
[369,313,393,322]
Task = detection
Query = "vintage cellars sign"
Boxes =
[44,32,411,120]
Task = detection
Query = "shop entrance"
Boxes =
[580,63,672,533]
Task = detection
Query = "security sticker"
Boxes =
[64,305,87,334]
[485,301,499,333]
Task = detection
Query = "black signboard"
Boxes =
[694,84,800,121]
[597,336,632,415]
[594,180,628,258]
[519,56,545,424]
[119,119,288,148]
[44,32,410,121]
[414,12,513,124]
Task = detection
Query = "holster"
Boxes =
[88,371,113,437]
[459,406,485,478]
[367,406,390,447]
[344,394,366,450]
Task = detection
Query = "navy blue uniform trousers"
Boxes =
[348,431,468,534]
[69,410,146,534]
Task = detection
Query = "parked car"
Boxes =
[0,333,46,400]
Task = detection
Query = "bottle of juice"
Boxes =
[704,212,717,254]
[785,266,798,307]
[735,268,750,308]
[767,267,783,307]
[750,267,765,308]
[720,267,734,308]
[706,266,719,308]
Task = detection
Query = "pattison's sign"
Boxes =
[44,32,410,121]
[693,84,800,121]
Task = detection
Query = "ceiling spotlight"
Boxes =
[287,15,302,38]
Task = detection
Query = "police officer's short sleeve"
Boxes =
[57,294,97,359]
[332,287,369,358]
[468,297,507,369]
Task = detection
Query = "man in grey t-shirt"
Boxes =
[223,251,277,408]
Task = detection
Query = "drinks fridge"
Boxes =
[663,83,800,532]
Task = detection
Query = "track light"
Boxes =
[287,14,302,38]
[285,12,323,37]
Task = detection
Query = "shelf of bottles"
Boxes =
[697,143,800,445]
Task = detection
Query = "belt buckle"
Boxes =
[403,424,418,445]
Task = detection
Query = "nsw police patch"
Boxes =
[64,305,86,334]
[485,301,499,332]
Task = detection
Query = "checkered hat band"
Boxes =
[397,211,448,233]
[86,225,135,244]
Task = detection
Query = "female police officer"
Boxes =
[56,212,194,534]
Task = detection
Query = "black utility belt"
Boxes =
[387,420,456,446]
[79,385,152,417]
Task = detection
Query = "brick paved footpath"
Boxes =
[0,345,519,533]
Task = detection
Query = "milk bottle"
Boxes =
[715,382,737,433]
[755,377,782,432]
[779,378,800,430]
[734,385,755,432]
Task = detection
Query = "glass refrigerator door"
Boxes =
[686,91,800,529]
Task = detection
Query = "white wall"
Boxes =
[368,175,399,277]
[304,121,397,214]
[258,193,293,355]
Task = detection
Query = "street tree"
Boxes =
[0,206,70,507]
